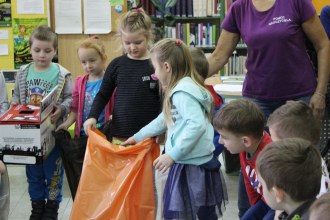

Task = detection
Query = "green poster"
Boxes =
[13,18,48,69]
[0,0,11,27]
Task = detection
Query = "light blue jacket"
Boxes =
[134,77,214,165]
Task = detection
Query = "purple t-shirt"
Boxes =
[222,0,317,100]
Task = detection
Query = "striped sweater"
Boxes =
[88,54,161,138]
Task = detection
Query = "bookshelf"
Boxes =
[141,0,221,53]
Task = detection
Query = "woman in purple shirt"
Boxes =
[207,0,330,219]
[208,0,330,119]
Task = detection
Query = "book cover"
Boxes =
[181,0,187,17]
[175,0,181,16]
[187,0,193,17]
[207,0,213,16]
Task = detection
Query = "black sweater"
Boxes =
[88,54,161,138]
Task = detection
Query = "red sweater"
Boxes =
[240,132,272,205]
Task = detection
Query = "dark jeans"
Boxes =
[245,96,311,121]
[241,199,275,220]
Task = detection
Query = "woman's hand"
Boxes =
[153,154,174,173]
[120,137,136,146]
[83,118,97,136]
[310,92,326,119]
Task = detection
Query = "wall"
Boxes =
[313,0,328,14]
[49,0,126,79]
[0,0,48,70]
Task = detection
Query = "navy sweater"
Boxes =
[88,54,161,137]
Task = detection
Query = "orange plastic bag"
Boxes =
[70,129,160,220]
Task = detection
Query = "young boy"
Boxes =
[11,26,73,219]
[0,72,9,219]
[256,138,322,219]
[213,98,274,219]
[267,101,330,196]
[309,192,330,220]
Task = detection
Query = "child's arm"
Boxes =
[133,113,167,142]
[51,74,73,124]
[56,112,77,131]
[120,113,167,145]
[57,74,73,118]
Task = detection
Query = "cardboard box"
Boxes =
[0,86,58,164]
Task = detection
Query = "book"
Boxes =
[187,0,193,17]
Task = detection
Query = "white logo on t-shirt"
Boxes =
[269,16,291,26]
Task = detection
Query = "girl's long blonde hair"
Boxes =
[150,38,212,125]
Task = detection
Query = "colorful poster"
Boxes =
[13,18,47,69]
[0,0,11,27]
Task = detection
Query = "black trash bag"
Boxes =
[54,121,112,200]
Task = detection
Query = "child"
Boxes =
[83,7,161,140]
[267,101,330,196]
[0,72,9,220]
[213,98,274,219]
[57,37,112,137]
[121,38,227,219]
[189,47,224,157]
[256,138,322,219]
[309,192,330,220]
[10,26,73,219]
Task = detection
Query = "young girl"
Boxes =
[57,37,112,137]
[121,38,228,220]
[83,7,161,140]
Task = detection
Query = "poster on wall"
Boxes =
[0,0,11,27]
[13,18,47,69]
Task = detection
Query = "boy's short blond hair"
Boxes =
[267,101,321,145]
[310,192,330,220]
[256,138,321,202]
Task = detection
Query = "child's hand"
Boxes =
[153,154,174,173]
[83,118,97,136]
[120,137,136,146]
[50,106,62,124]
[55,122,69,132]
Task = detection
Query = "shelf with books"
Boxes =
[143,0,222,50]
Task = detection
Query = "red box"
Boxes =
[0,86,58,164]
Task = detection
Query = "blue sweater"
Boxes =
[134,77,214,165]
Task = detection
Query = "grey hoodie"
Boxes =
[11,63,73,126]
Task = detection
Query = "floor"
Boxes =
[6,157,239,220]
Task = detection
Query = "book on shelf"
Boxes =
[147,0,221,17]
[187,0,193,17]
